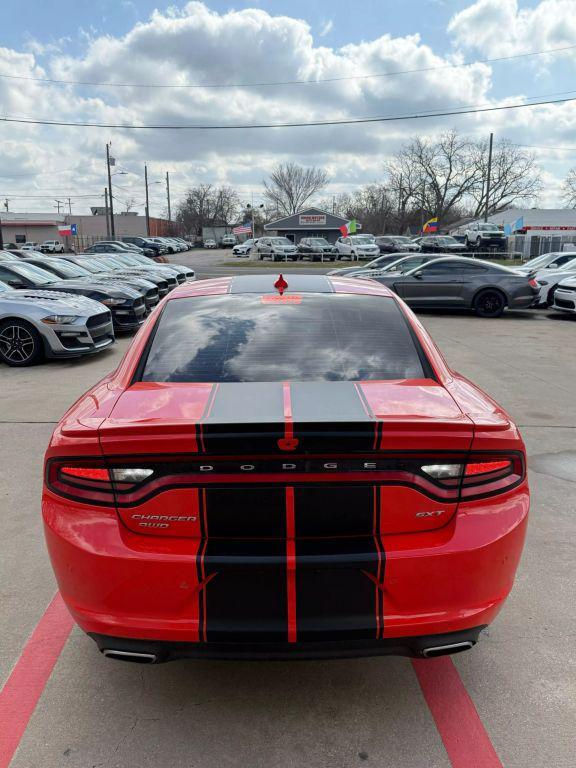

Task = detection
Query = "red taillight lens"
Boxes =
[529,278,538,289]
[461,454,524,499]
[465,460,511,476]
[60,466,110,481]
[46,460,115,505]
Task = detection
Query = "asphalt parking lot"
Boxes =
[1,250,575,767]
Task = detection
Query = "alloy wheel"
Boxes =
[0,324,36,363]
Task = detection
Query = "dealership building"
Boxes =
[264,208,351,244]
[0,210,178,249]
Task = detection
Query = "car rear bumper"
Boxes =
[43,483,528,653]
[90,626,486,662]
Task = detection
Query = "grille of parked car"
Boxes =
[86,312,112,329]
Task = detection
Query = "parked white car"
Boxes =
[335,235,380,261]
[20,243,40,252]
[232,239,256,257]
[515,251,576,275]
[221,235,237,247]
[551,275,576,314]
[203,239,217,249]
[531,257,576,306]
[461,223,507,250]
[39,240,65,254]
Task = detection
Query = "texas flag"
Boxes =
[58,225,72,236]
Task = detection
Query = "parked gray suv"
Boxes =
[256,237,298,261]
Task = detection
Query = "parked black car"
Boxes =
[327,253,408,276]
[297,237,337,261]
[65,256,175,296]
[0,261,146,331]
[62,256,170,299]
[419,236,467,254]
[369,256,538,317]
[22,257,160,313]
[122,237,167,259]
[375,235,421,253]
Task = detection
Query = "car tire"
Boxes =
[0,319,44,367]
[464,236,471,248]
[546,284,559,307]
[474,289,506,318]
[475,237,482,249]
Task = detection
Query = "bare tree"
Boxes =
[562,168,576,208]
[176,184,240,235]
[122,197,138,213]
[263,162,329,216]
[469,138,541,216]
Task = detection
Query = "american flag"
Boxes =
[233,222,252,235]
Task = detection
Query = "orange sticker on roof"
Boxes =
[261,295,302,304]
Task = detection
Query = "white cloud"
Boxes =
[319,19,333,37]
[0,1,575,214]
[448,0,576,58]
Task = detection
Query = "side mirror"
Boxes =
[8,279,24,287]
[413,270,423,279]
[548,263,558,269]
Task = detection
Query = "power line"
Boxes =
[1,93,576,130]
[1,43,574,90]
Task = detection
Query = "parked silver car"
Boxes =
[0,281,114,366]
[256,237,298,261]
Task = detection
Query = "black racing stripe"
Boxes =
[293,486,373,538]
[294,485,379,642]
[290,381,370,423]
[196,489,207,642]
[202,538,288,642]
[204,487,286,538]
[206,382,284,423]
[373,486,385,640]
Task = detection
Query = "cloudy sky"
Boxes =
[1,0,576,216]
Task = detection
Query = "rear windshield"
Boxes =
[139,294,428,383]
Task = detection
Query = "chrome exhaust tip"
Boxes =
[102,649,158,664]
[421,641,474,658]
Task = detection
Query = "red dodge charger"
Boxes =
[43,274,529,663]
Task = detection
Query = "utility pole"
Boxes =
[54,199,63,214]
[68,197,72,215]
[144,164,150,236]
[0,210,4,250]
[166,171,171,228]
[104,188,110,238]
[4,199,8,213]
[420,182,426,234]
[106,143,115,238]
[484,132,494,222]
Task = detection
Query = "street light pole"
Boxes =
[106,143,116,239]
[144,164,150,236]
[0,211,4,250]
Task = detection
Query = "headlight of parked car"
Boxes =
[101,297,128,307]
[41,315,79,325]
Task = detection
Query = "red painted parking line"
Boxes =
[0,592,74,768]
[412,657,503,768]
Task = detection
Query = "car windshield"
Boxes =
[309,238,329,245]
[271,238,292,246]
[477,224,500,231]
[78,258,113,273]
[34,260,87,278]
[392,236,412,243]
[98,256,129,269]
[385,257,423,273]
[525,253,560,268]
[351,235,375,243]
[0,278,14,291]
[139,294,427,383]
[432,237,458,244]
[9,263,57,284]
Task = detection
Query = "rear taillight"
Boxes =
[46,460,153,505]
[422,454,524,500]
[529,278,538,289]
